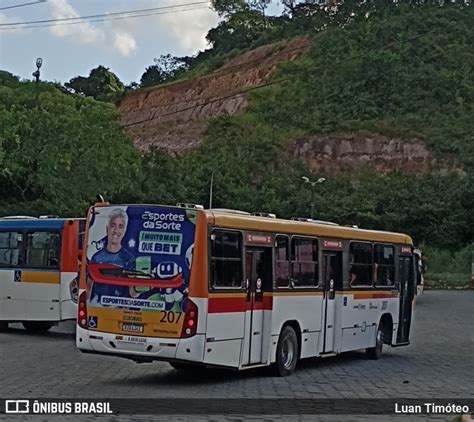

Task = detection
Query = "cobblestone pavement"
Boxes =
[1,290,472,421]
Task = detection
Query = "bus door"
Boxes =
[414,251,424,296]
[322,251,342,353]
[242,246,272,365]
[397,254,415,344]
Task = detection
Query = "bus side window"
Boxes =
[210,230,243,289]
[349,242,373,287]
[275,235,290,288]
[374,244,395,287]
[0,231,22,267]
[291,237,319,287]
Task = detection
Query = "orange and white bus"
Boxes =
[76,203,416,376]
[0,217,84,332]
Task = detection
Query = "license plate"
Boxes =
[116,335,147,344]
[121,323,144,333]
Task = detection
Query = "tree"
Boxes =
[206,9,269,51]
[140,65,166,88]
[248,0,271,16]
[0,70,20,88]
[211,0,312,17]
[211,0,248,16]
[139,54,189,88]
[125,81,139,92]
[0,79,140,216]
[65,66,124,103]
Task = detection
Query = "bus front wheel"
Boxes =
[22,322,54,333]
[274,326,298,377]
[366,325,384,360]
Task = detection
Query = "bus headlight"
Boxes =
[70,279,79,303]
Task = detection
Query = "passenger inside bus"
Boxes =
[349,267,357,286]
[373,263,378,285]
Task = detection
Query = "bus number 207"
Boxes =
[160,311,183,324]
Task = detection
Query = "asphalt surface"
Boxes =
[1,290,472,421]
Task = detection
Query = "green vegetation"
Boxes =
[0,73,140,215]
[421,245,472,288]
[256,5,474,167]
[65,66,125,103]
[167,4,473,251]
[421,245,472,275]
[424,273,470,289]
[0,2,472,276]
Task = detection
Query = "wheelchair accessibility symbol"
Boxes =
[88,316,98,329]
[14,270,22,282]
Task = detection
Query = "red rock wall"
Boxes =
[289,134,462,175]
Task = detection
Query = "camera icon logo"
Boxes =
[5,400,29,413]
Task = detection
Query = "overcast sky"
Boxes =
[0,0,283,85]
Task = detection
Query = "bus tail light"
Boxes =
[181,299,198,338]
[78,291,88,329]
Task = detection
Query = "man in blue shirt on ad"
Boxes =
[89,208,135,303]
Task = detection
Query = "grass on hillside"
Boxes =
[424,272,472,289]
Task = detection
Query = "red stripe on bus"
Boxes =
[352,292,396,299]
[208,297,246,313]
[209,295,273,313]
[372,293,394,298]
[248,295,273,311]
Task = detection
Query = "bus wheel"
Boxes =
[274,326,298,377]
[0,322,9,331]
[22,322,54,333]
[366,325,384,360]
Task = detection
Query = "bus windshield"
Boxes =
[85,205,196,311]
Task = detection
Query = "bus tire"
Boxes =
[366,324,384,360]
[22,321,54,333]
[274,325,298,377]
[0,321,9,331]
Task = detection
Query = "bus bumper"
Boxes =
[76,326,205,363]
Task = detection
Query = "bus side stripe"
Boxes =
[208,297,246,313]
[21,271,60,284]
[208,295,273,313]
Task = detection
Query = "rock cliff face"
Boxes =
[119,37,311,154]
[289,134,461,175]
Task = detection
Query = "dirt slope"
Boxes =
[119,37,311,154]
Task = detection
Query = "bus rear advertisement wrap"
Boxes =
[85,205,196,338]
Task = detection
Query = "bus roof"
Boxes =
[206,209,413,245]
[0,218,78,231]
[89,204,413,245]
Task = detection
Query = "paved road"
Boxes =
[1,291,473,421]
